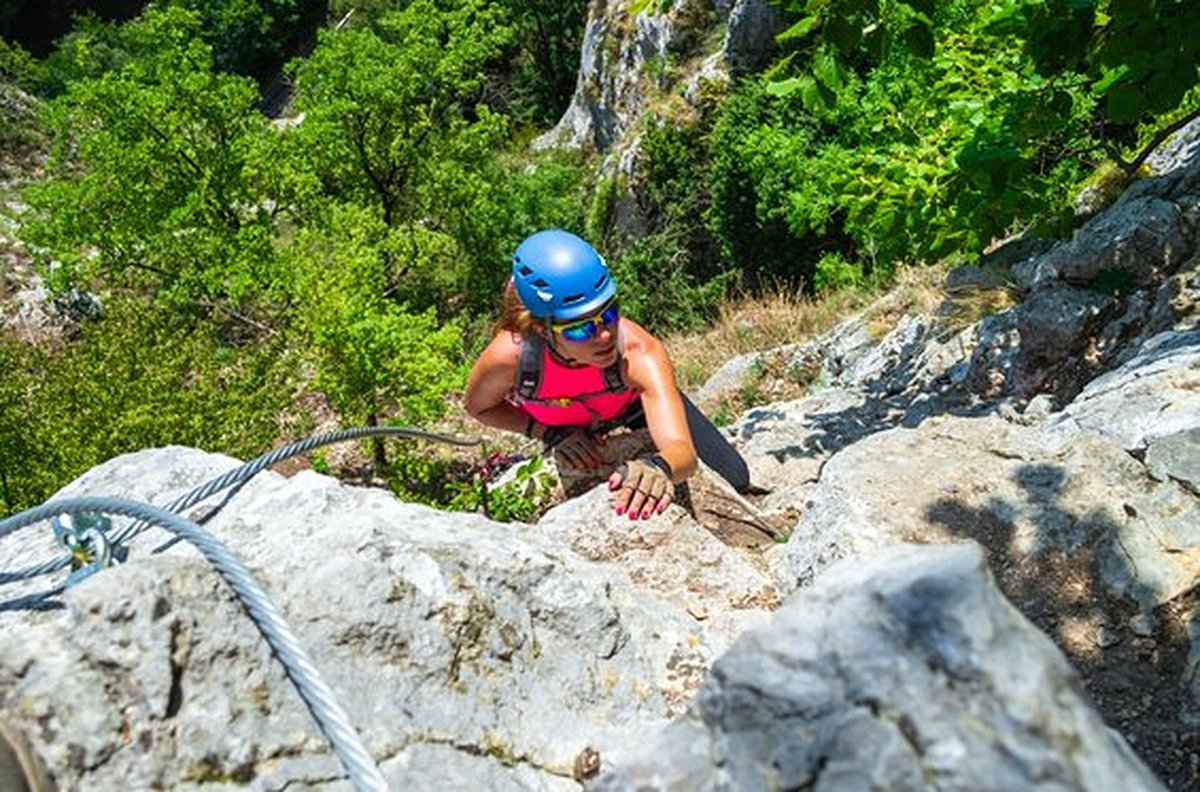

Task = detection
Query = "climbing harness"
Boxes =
[513,334,641,434]
[0,424,481,792]
[515,340,753,495]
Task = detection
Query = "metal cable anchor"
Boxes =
[51,514,125,586]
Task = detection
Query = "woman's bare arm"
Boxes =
[621,322,698,482]
[464,332,534,436]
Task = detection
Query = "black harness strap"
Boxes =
[516,334,627,402]
[516,335,545,400]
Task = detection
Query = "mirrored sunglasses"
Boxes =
[552,301,620,342]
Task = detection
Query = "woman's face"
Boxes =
[547,300,620,366]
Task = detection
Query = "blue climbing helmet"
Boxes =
[511,230,617,320]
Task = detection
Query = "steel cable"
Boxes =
[1,425,479,587]
[0,496,388,792]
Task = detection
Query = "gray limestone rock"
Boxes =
[1047,329,1200,451]
[1013,197,1189,290]
[1146,427,1200,495]
[1015,285,1114,365]
[0,449,716,789]
[596,543,1165,792]
[723,0,786,74]
[777,414,1200,610]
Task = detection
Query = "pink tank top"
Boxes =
[511,339,642,429]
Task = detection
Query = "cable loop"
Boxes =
[1,497,388,792]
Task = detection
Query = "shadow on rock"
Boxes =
[926,461,1199,791]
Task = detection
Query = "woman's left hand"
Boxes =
[608,457,674,520]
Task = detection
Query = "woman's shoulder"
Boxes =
[479,330,525,370]
[619,318,665,357]
[618,319,672,389]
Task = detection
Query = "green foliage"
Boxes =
[0,42,46,177]
[446,454,555,522]
[629,0,673,16]
[2,0,592,516]
[0,302,298,513]
[289,1,584,330]
[495,0,586,125]
[1007,0,1200,128]
[24,6,287,310]
[606,113,735,332]
[707,84,806,282]
[713,0,1197,286]
[0,37,43,89]
[436,149,587,325]
[288,0,512,228]
[310,450,332,475]
[330,0,585,126]
[610,232,732,332]
[706,0,1109,278]
[384,449,464,505]
[156,0,305,78]
[813,252,863,292]
[35,0,311,95]
[584,173,619,243]
[35,13,137,95]
[287,202,465,429]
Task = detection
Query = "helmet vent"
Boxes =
[594,275,609,289]
[517,265,533,277]
[531,278,549,288]
[562,293,585,305]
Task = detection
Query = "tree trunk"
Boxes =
[366,413,389,477]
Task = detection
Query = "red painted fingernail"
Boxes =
[615,507,624,516]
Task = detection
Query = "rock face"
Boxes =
[534,0,788,240]
[537,0,784,153]
[2,450,725,789]
[595,543,1166,792]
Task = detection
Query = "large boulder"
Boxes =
[596,543,1165,791]
[0,448,728,788]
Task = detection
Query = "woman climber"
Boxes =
[464,229,749,521]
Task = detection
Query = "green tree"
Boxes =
[24,5,287,314]
[495,0,586,125]
[703,0,1107,279]
[605,112,736,332]
[328,0,585,125]
[425,148,588,326]
[286,202,464,473]
[37,12,141,96]
[27,1,308,92]
[288,0,511,231]
[0,302,297,513]
[160,0,306,79]
[997,0,1200,171]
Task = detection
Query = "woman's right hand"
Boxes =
[543,426,606,470]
